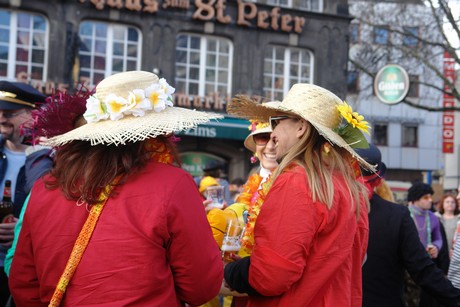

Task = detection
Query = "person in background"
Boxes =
[449,221,460,289]
[229,178,245,203]
[408,183,443,260]
[224,83,371,306]
[201,160,233,205]
[205,121,278,307]
[0,81,46,306]
[355,144,460,307]
[435,194,460,255]
[9,71,223,305]
[4,88,91,277]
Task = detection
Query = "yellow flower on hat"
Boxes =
[248,120,270,132]
[337,101,370,134]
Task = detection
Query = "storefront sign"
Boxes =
[374,64,410,105]
[79,0,306,34]
[180,152,224,176]
[442,52,455,154]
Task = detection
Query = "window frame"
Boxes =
[372,122,388,146]
[373,26,390,45]
[0,9,49,81]
[407,74,419,98]
[78,20,142,86]
[402,124,418,148]
[350,22,360,44]
[174,33,234,99]
[402,26,419,48]
[263,46,314,101]
[347,70,359,94]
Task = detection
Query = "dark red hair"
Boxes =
[44,136,180,205]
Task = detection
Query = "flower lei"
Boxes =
[84,78,175,123]
[144,138,175,165]
[238,173,272,254]
[335,101,371,149]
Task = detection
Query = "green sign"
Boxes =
[177,116,251,141]
[180,152,224,177]
[374,64,410,105]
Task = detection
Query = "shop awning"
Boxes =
[178,116,251,141]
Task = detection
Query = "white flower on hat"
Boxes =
[127,89,152,117]
[81,77,176,123]
[105,94,130,121]
[159,78,175,107]
[83,95,109,123]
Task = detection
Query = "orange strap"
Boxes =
[49,179,119,307]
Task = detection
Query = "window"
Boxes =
[0,9,48,80]
[373,26,389,45]
[407,75,419,98]
[402,124,418,147]
[78,21,142,86]
[403,26,419,47]
[175,34,233,100]
[263,46,313,101]
[350,22,359,44]
[255,0,322,12]
[372,123,388,146]
[347,71,359,94]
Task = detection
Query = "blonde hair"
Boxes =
[271,121,369,216]
[375,179,395,202]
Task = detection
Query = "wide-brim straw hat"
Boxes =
[244,125,272,152]
[48,71,223,146]
[227,83,374,170]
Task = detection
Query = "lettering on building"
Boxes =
[79,0,306,33]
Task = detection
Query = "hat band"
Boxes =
[0,92,35,108]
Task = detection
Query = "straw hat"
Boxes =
[244,121,272,152]
[47,71,223,146]
[227,83,374,170]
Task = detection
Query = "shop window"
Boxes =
[78,21,141,86]
[0,9,48,81]
[372,123,388,146]
[263,46,313,101]
[350,22,360,44]
[407,75,419,98]
[373,26,390,45]
[402,124,418,147]
[347,71,359,94]
[403,26,419,47]
[175,34,233,101]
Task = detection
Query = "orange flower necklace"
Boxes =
[49,138,174,306]
[238,173,271,254]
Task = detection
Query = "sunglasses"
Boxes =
[253,132,271,146]
[269,116,292,130]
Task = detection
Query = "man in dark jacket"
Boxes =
[0,81,46,306]
[356,144,460,307]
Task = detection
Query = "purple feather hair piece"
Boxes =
[30,87,93,144]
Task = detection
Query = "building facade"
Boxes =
[347,0,446,197]
[1,0,351,180]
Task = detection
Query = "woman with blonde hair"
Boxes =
[224,84,372,306]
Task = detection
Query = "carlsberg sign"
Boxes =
[374,64,410,105]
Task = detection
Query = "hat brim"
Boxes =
[228,95,375,171]
[244,126,272,152]
[47,107,223,146]
[0,100,33,110]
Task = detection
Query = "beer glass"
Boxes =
[205,186,225,209]
[221,219,244,262]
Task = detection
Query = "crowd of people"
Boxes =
[0,71,459,306]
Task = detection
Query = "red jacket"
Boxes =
[248,165,368,306]
[9,161,223,306]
